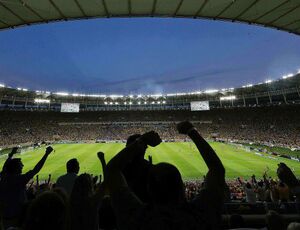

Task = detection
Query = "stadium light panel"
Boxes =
[151,101,155,104]
[34,98,50,103]
[110,95,123,99]
[124,102,127,105]
[157,101,161,104]
[162,101,166,104]
[150,94,163,98]
[129,102,132,105]
[17,87,22,91]
[88,94,106,98]
[138,101,141,105]
[205,89,218,94]
[109,102,113,105]
[243,84,253,88]
[115,102,119,105]
[55,92,69,96]
[220,95,236,101]
[144,101,147,104]
[104,102,108,105]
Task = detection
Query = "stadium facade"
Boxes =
[0,73,300,111]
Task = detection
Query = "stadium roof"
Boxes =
[0,0,300,35]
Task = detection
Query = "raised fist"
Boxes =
[97,151,105,160]
[9,147,19,158]
[177,121,194,134]
[45,146,54,155]
[141,131,162,147]
[277,163,299,187]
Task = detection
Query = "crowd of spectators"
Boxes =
[0,106,300,148]
[0,121,300,230]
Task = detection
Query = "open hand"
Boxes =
[177,121,194,134]
[141,131,162,147]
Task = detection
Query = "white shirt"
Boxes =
[244,187,257,204]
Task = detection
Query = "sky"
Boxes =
[0,18,300,94]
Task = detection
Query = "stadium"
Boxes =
[0,1,300,230]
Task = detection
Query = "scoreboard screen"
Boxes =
[190,101,210,111]
[61,103,80,113]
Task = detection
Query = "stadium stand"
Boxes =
[0,106,299,148]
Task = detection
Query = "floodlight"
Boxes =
[34,98,50,103]
[55,92,69,96]
[205,89,218,94]
[220,95,236,101]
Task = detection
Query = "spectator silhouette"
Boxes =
[70,153,106,230]
[106,121,225,230]
[0,146,53,229]
[266,210,285,230]
[23,191,67,230]
[56,158,80,195]
[122,134,152,202]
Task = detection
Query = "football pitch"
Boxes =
[1,142,300,181]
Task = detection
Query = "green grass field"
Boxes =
[1,142,299,181]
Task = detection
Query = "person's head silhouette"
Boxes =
[67,158,80,174]
[6,158,23,175]
[148,162,185,205]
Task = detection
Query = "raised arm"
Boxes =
[105,132,161,229]
[97,151,107,181]
[106,131,160,175]
[177,121,225,230]
[30,146,53,176]
[0,147,18,176]
[177,121,225,177]
[277,163,299,188]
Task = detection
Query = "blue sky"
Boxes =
[0,18,300,94]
